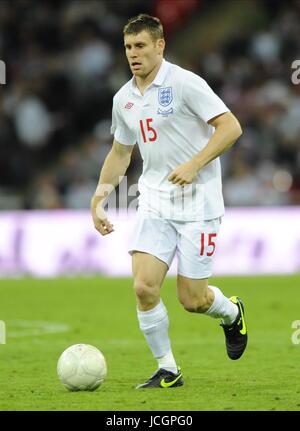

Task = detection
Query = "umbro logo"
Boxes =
[124,102,134,109]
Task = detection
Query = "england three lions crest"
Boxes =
[158,87,173,107]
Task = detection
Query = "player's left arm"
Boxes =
[168,112,242,186]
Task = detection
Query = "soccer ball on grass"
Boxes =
[57,344,107,391]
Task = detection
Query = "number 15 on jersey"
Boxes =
[139,118,157,143]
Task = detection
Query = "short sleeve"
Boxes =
[111,97,136,146]
[182,72,229,123]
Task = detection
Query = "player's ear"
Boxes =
[157,38,165,54]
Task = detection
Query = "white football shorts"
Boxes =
[128,212,222,279]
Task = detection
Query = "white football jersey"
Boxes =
[111,59,229,221]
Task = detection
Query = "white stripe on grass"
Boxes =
[6,320,70,338]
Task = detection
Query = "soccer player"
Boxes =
[91,14,247,389]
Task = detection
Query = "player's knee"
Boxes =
[182,301,207,313]
[182,302,198,313]
[179,294,209,313]
[134,280,158,302]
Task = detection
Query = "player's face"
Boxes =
[124,30,165,80]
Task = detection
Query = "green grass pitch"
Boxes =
[0,275,300,411]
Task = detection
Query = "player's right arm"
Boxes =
[91,139,134,236]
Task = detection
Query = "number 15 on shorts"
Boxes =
[200,233,217,256]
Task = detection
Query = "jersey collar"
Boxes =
[130,59,170,95]
[152,58,170,86]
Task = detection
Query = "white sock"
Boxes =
[157,351,178,374]
[137,300,177,373]
[205,285,238,325]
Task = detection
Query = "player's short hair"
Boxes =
[123,14,164,41]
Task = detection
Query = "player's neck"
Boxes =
[135,59,163,95]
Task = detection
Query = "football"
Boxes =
[57,344,107,391]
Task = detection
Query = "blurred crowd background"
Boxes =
[0,0,300,210]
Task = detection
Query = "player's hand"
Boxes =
[91,202,114,236]
[168,159,199,186]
